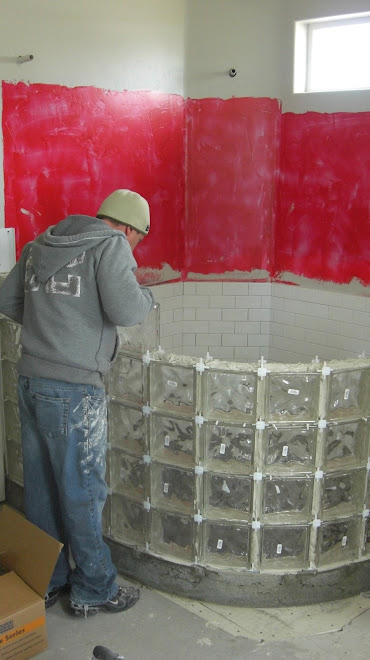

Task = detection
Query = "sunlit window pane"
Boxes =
[308,22,370,92]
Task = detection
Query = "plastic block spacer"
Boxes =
[142,350,151,366]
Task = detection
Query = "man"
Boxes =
[0,189,155,617]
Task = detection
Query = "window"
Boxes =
[294,13,370,93]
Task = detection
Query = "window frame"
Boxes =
[294,12,370,94]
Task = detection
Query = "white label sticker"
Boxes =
[120,468,125,480]
[164,435,170,446]
[276,544,283,554]
[220,443,226,454]
[282,445,289,456]
[275,485,281,494]
[167,380,177,388]
[341,535,348,547]
[288,389,300,395]
[217,539,223,550]
[344,389,350,400]
[163,483,169,493]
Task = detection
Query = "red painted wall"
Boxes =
[2,82,370,286]
[2,82,185,270]
[185,97,281,276]
[275,111,370,285]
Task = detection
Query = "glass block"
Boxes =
[204,422,253,474]
[151,464,195,514]
[203,522,250,568]
[1,319,21,361]
[266,373,320,422]
[4,399,21,443]
[364,517,370,555]
[2,359,19,402]
[151,510,193,561]
[265,425,315,474]
[263,477,313,522]
[6,439,23,484]
[321,470,366,518]
[324,420,368,471]
[151,413,195,467]
[109,355,144,404]
[108,401,145,455]
[205,474,252,521]
[110,449,145,500]
[110,493,146,546]
[329,369,370,420]
[261,525,309,569]
[202,370,256,422]
[318,518,361,566]
[150,362,194,415]
[117,303,159,355]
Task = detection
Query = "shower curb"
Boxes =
[107,537,370,608]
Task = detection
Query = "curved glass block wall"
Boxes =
[1,308,370,605]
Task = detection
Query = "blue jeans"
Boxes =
[18,375,118,606]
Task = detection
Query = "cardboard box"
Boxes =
[0,506,62,660]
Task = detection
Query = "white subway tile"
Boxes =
[212,321,235,333]
[196,282,223,295]
[172,335,183,349]
[271,310,296,325]
[183,308,196,321]
[249,309,271,322]
[208,346,235,359]
[222,309,249,321]
[328,307,362,323]
[261,322,271,334]
[247,334,270,347]
[183,333,196,346]
[234,347,264,361]
[284,299,329,318]
[196,333,222,346]
[183,282,197,294]
[209,296,236,308]
[172,282,184,296]
[222,282,250,295]
[222,334,249,347]
[339,294,366,311]
[248,283,272,296]
[182,321,209,333]
[196,309,222,321]
[183,295,210,308]
[234,322,261,334]
[173,309,184,322]
[293,314,340,335]
[160,336,173,350]
[235,296,262,308]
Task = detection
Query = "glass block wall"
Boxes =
[1,308,370,582]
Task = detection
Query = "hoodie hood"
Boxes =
[31,215,125,282]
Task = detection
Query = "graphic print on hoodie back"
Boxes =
[0,215,154,386]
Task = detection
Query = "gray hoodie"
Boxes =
[0,215,155,386]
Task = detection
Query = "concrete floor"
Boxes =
[41,576,370,660]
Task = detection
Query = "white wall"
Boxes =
[186,0,370,113]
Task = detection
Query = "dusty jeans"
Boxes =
[18,375,118,605]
